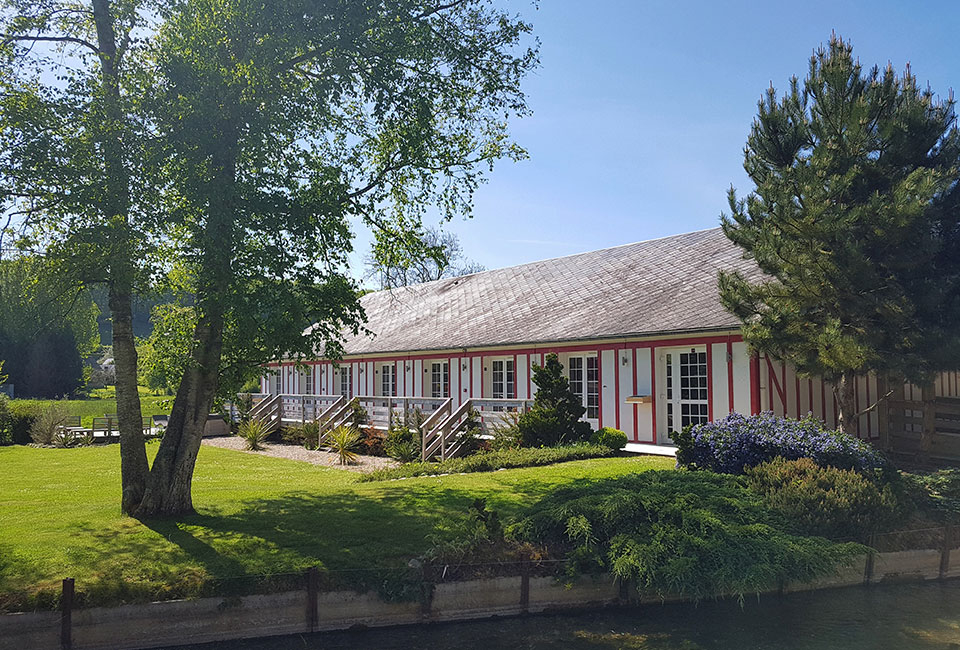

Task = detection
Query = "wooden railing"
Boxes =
[248,394,282,433]
[422,398,534,461]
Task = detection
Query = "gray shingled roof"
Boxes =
[338,227,761,355]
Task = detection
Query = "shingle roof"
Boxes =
[338,227,761,355]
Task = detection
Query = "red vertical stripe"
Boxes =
[650,348,657,444]
[795,374,801,419]
[750,354,761,415]
[632,347,639,442]
[527,354,532,400]
[726,340,735,413]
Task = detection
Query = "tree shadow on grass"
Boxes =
[46,472,605,608]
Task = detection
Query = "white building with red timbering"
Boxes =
[259,228,960,451]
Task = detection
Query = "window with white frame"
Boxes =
[381,363,396,397]
[305,367,314,395]
[431,361,449,398]
[339,366,352,398]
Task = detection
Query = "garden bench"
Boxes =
[91,417,119,439]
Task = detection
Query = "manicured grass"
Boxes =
[9,386,171,427]
[0,444,672,610]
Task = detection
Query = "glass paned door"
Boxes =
[381,364,396,397]
[665,348,709,439]
[431,362,449,398]
[568,355,599,425]
[492,359,514,399]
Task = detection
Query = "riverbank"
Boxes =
[172,580,960,650]
[3,548,958,650]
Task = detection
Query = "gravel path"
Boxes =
[201,435,399,473]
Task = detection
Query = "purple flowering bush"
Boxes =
[673,412,887,475]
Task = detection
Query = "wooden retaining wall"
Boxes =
[3,543,959,650]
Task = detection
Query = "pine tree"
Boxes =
[519,354,591,446]
[720,35,960,433]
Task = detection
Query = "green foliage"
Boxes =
[384,409,425,463]
[137,304,194,395]
[510,471,866,601]
[489,410,523,451]
[517,354,592,447]
[744,458,906,541]
[720,35,960,400]
[591,427,627,451]
[281,422,319,448]
[234,393,254,425]
[238,420,269,452]
[0,258,100,398]
[4,401,40,445]
[905,469,960,520]
[361,444,615,482]
[29,404,69,446]
[327,425,362,466]
[0,394,10,445]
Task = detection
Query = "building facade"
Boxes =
[261,228,960,445]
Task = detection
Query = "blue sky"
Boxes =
[352,0,960,281]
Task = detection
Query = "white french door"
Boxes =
[568,355,599,428]
[664,347,709,440]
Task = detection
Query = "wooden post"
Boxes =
[300,395,305,426]
[940,526,953,580]
[60,578,74,650]
[306,567,319,632]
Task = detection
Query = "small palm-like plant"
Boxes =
[327,424,362,466]
[238,419,270,451]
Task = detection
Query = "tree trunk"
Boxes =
[834,372,858,435]
[92,0,149,513]
[135,318,223,516]
[135,133,237,518]
[109,284,149,513]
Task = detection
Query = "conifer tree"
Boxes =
[720,35,960,433]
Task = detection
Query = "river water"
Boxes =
[171,580,960,649]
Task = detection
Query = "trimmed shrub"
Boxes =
[0,394,11,445]
[6,401,40,445]
[508,470,865,601]
[591,427,627,451]
[673,412,886,475]
[360,444,614,482]
[518,354,592,447]
[745,457,906,541]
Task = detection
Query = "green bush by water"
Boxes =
[744,457,907,541]
[508,470,866,601]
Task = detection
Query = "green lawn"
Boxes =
[0,444,672,610]
[9,386,171,427]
